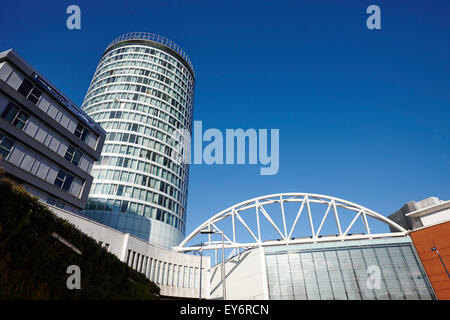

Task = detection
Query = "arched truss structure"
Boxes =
[175,193,408,255]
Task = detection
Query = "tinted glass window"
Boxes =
[62,174,74,191]
[80,128,90,142]
[53,169,66,188]
[72,149,83,166]
[0,134,14,159]
[1,103,19,122]
[64,145,75,161]
[74,124,83,138]
[17,79,33,97]
[12,111,29,129]
[28,88,42,104]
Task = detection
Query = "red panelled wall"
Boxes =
[410,221,450,300]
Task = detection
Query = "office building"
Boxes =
[81,32,195,249]
[0,39,206,300]
[0,49,105,213]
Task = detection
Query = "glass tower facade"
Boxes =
[81,33,195,249]
[265,237,435,300]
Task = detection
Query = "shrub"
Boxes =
[0,170,160,299]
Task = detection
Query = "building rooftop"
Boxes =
[104,32,195,78]
[388,196,450,231]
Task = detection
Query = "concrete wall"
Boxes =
[388,197,450,231]
[49,205,210,298]
[419,208,450,227]
[210,247,268,300]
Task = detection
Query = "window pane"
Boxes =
[0,136,14,150]
[28,88,41,104]
[72,150,83,165]
[62,174,74,191]
[64,145,75,161]
[1,103,19,122]
[17,79,33,97]
[0,135,14,159]
[74,123,83,138]
[13,111,29,129]
[121,200,129,212]
[81,128,90,142]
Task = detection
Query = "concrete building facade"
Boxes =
[0,49,105,213]
[388,196,450,232]
[81,33,195,249]
[52,206,210,299]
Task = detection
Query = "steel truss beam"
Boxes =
[175,193,408,255]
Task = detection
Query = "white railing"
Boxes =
[105,32,194,75]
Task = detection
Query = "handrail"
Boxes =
[105,32,195,76]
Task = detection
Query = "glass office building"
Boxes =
[265,237,435,300]
[81,33,195,249]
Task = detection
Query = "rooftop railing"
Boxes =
[105,32,195,76]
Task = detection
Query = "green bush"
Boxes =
[0,170,160,299]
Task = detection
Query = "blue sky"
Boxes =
[1,0,449,238]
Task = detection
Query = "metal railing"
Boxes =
[105,32,195,75]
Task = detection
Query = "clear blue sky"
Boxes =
[1,0,449,238]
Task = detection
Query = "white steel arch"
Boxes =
[175,193,408,254]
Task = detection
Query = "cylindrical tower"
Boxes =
[81,32,195,249]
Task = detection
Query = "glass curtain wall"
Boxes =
[265,238,435,300]
[81,34,195,249]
